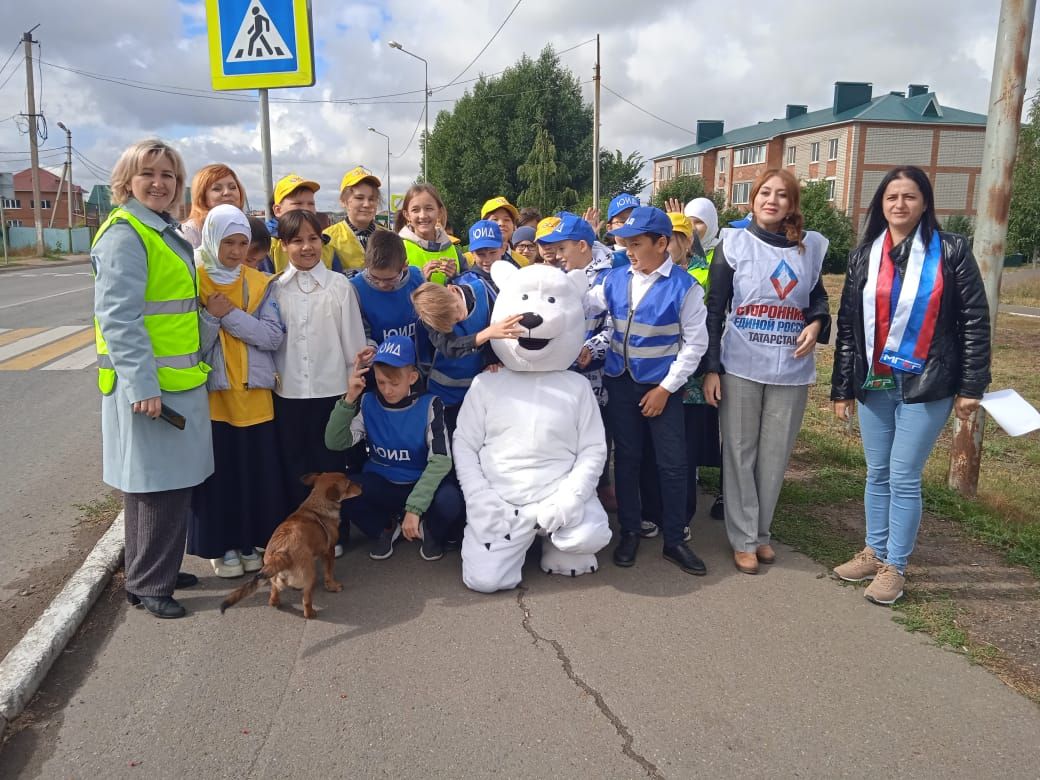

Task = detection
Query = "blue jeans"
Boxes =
[857,379,953,571]
[604,374,687,547]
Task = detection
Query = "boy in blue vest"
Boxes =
[606,193,640,268]
[350,230,432,372]
[325,336,464,561]
[411,278,523,434]
[456,220,505,301]
[585,206,709,575]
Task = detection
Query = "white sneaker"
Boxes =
[334,544,344,559]
[239,549,262,573]
[212,550,244,578]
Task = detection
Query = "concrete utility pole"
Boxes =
[22,26,44,257]
[592,34,601,215]
[57,121,73,250]
[259,89,274,221]
[948,0,1037,497]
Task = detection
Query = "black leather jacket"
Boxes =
[830,230,991,404]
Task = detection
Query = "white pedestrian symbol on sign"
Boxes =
[227,0,292,62]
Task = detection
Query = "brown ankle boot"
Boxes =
[734,551,759,574]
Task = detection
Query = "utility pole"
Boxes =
[592,33,601,216]
[948,0,1037,497]
[23,26,44,257]
[58,121,73,251]
[259,89,274,221]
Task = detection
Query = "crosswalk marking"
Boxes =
[0,327,95,371]
[0,327,49,350]
[0,326,88,364]
[41,344,98,371]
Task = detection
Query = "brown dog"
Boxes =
[220,472,361,619]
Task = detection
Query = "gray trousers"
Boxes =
[719,374,809,553]
[124,488,192,597]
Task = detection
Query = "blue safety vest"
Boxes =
[455,268,499,303]
[361,392,432,484]
[351,265,431,366]
[611,248,630,268]
[428,278,491,406]
[575,266,611,372]
[604,266,693,385]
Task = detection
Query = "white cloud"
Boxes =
[0,0,1036,212]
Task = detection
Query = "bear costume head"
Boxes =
[489,262,588,372]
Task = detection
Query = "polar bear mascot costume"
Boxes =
[453,261,612,593]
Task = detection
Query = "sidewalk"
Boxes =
[0,255,91,273]
[2,505,1037,778]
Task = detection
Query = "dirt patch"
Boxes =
[0,494,120,661]
[800,497,1040,703]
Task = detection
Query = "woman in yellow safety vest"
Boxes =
[394,183,464,285]
[92,138,215,620]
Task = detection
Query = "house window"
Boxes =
[735,144,766,166]
[828,138,839,160]
[30,199,53,209]
[680,156,702,175]
[2,198,20,209]
[810,142,820,163]
[826,177,836,201]
[786,146,796,165]
[718,156,727,173]
[5,219,23,227]
[732,181,752,204]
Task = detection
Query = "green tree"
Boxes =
[1008,87,1040,259]
[599,149,649,200]
[650,175,709,209]
[517,127,578,215]
[942,214,975,241]
[800,180,855,273]
[425,46,592,231]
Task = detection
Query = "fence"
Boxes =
[3,227,94,254]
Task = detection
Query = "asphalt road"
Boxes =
[0,262,111,654]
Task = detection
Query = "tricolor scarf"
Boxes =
[862,226,944,386]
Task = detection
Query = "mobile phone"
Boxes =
[159,403,186,430]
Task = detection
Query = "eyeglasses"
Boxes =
[364,269,402,288]
[516,242,537,252]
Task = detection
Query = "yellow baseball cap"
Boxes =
[535,216,562,241]
[274,174,320,205]
[668,212,693,237]
[480,196,520,223]
[339,166,381,192]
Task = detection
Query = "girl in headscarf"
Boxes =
[188,204,287,578]
[684,197,721,287]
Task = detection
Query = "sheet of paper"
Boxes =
[980,389,1040,437]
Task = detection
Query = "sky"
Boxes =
[0,0,1037,212]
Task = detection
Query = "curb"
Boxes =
[0,512,124,740]
[0,258,92,273]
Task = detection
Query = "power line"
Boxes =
[0,41,20,81]
[394,107,427,159]
[0,57,22,92]
[437,0,523,91]
[601,83,695,135]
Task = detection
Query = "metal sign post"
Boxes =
[206,0,315,216]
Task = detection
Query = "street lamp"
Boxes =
[368,127,391,226]
[388,40,429,182]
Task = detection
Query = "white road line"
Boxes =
[41,344,97,370]
[0,326,85,362]
[0,285,94,311]
[1006,311,1040,319]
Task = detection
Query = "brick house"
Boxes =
[2,168,86,229]
[651,82,988,230]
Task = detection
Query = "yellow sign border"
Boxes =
[206,0,315,91]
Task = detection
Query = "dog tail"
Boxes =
[219,551,292,614]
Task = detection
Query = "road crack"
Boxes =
[516,587,663,778]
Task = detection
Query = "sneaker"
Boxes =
[833,546,882,582]
[369,524,402,560]
[212,551,244,578]
[683,526,691,542]
[420,524,444,562]
[710,495,724,521]
[639,520,660,538]
[239,549,262,573]
[864,564,905,605]
[334,544,344,559]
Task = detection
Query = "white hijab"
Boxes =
[196,204,251,284]
[684,197,720,252]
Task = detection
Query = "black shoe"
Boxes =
[710,494,724,521]
[175,572,198,589]
[369,524,402,560]
[663,543,708,575]
[613,532,640,567]
[420,526,444,562]
[129,595,186,619]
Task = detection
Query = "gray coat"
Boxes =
[199,277,284,392]
[93,198,215,493]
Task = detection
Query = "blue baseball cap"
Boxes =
[468,219,503,251]
[537,212,597,246]
[372,335,416,368]
[610,206,673,238]
[607,193,640,220]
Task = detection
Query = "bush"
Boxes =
[800,181,855,274]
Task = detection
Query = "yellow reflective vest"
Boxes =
[323,220,388,271]
[92,208,210,395]
[403,239,461,285]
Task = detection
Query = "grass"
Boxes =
[891,596,1003,666]
[1000,271,1040,308]
[73,493,122,527]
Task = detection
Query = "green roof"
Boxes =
[654,92,988,161]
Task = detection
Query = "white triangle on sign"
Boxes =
[226,0,293,63]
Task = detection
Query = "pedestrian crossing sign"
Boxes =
[206,0,315,90]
